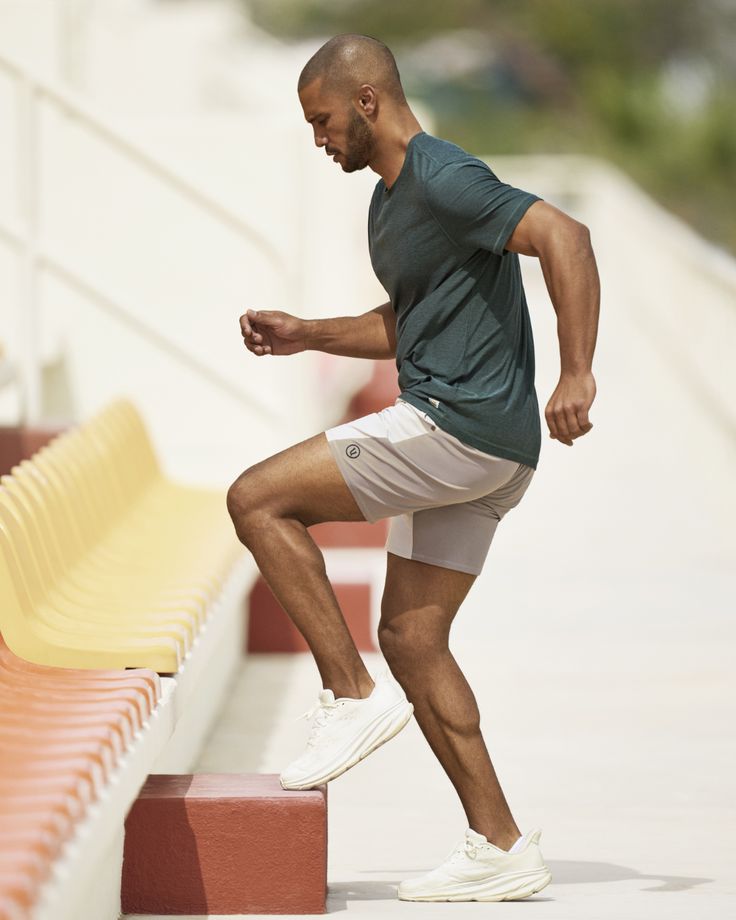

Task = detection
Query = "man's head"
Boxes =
[298,34,407,172]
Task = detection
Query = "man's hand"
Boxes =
[545,370,596,446]
[239,308,308,356]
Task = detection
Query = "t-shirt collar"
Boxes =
[383,130,425,194]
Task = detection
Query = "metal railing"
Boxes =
[0,49,292,423]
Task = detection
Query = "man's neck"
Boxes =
[371,116,424,189]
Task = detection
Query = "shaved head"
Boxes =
[298,33,406,105]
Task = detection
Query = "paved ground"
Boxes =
[125,251,736,918]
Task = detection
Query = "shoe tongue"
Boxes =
[466,828,488,845]
[319,689,336,705]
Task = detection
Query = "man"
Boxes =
[228,33,599,903]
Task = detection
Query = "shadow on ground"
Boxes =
[324,860,713,910]
[545,860,712,892]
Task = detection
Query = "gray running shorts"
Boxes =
[324,396,535,576]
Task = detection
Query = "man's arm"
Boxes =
[240,302,396,359]
[505,200,600,446]
[304,301,396,359]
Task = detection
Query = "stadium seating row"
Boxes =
[0,399,250,920]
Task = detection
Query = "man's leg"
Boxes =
[227,431,375,701]
[377,550,522,851]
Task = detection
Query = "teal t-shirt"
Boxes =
[368,130,542,469]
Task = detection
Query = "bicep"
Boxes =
[504,200,586,257]
[369,300,396,349]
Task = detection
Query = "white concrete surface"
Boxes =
[124,248,736,916]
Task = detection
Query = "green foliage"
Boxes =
[246,0,736,253]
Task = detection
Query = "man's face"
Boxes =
[299,80,375,173]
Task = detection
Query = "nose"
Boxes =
[314,133,327,149]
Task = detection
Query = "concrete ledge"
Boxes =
[121,773,327,915]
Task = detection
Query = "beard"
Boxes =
[342,107,375,172]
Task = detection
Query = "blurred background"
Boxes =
[0,0,734,482]
[250,0,736,254]
[0,2,734,918]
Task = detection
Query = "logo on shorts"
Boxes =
[345,443,361,459]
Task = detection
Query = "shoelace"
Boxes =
[444,837,479,863]
[295,698,342,747]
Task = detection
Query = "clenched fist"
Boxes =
[239,309,308,356]
[544,370,596,446]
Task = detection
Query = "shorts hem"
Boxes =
[386,547,482,577]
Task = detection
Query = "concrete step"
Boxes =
[122,772,327,915]
[246,577,375,653]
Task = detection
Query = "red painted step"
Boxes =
[0,425,67,476]
[247,577,376,652]
[309,518,388,548]
[122,773,327,915]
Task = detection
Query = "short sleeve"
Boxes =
[424,158,541,256]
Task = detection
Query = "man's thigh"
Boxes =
[229,431,367,526]
[379,550,477,642]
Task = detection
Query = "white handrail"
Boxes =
[0,48,293,423]
[0,219,279,421]
[17,76,42,424]
[0,51,285,270]
[0,218,23,251]
[0,214,275,419]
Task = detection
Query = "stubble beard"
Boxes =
[342,108,375,172]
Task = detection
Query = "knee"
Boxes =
[377,617,447,671]
[226,469,272,543]
[376,622,409,668]
[226,472,250,522]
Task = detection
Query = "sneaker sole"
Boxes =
[397,866,552,902]
[280,697,414,790]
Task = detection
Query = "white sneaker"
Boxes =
[397,827,552,902]
[279,666,414,791]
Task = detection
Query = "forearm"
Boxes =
[303,301,396,359]
[537,223,600,375]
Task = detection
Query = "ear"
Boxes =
[356,84,377,117]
